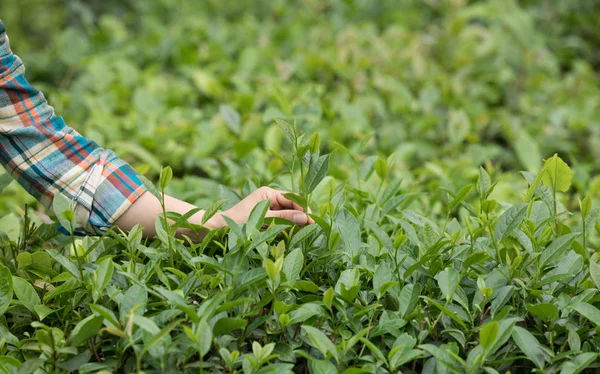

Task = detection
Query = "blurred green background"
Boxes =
[1,0,599,217]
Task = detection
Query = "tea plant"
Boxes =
[0,121,599,373]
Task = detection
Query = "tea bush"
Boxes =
[1,1,600,373]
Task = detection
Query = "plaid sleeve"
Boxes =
[0,20,147,235]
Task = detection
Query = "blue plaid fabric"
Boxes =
[0,19,147,234]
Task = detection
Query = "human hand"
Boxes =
[214,186,314,227]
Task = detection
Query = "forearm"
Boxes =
[113,191,226,242]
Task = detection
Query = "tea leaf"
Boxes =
[495,204,527,242]
[511,326,547,369]
[542,154,572,193]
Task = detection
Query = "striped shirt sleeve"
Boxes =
[0,20,147,235]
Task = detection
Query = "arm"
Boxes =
[115,187,313,242]
[0,20,311,240]
[0,20,146,235]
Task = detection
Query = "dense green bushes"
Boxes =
[1,0,600,372]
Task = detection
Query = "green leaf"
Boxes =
[11,276,40,316]
[569,302,600,326]
[288,224,319,250]
[220,104,241,134]
[560,352,598,374]
[246,199,270,235]
[213,317,247,336]
[449,185,473,212]
[373,262,393,298]
[275,118,296,144]
[92,257,114,303]
[580,196,592,218]
[526,303,559,321]
[46,249,82,280]
[514,129,542,172]
[159,166,173,191]
[69,315,104,347]
[305,155,330,194]
[309,359,337,374]
[138,174,162,201]
[374,156,388,180]
[337,208,361,259]
[524,161,550,202]
[0,265,13,316]
[422,297,467,329]
[418,344,465,374]
[480,321,498,352]
[542,154,572,193]
[539,233,579,268]
[494,204,528,242]
[302,325,337,361]
[282,248,303,285]
[436,267,460,302]
[511,326,547,369]
[202,199,227,225]
[0,172,13,194]
[589,253,600,290]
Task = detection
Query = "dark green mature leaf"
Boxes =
[302,326,337,361]
[526,303,559,321]
[418,344,465,374]
[539,233,579,268]
[495,204,528,242]
[511,326,548,369]
[559,352,598,374]
[213,317,247,336]
[69,315,104,347]
[12,276,40,315]
[569,302,600,326]
[46,249,82,280]
[0,172,13,194]
[0,265,13,316]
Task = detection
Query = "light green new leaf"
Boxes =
[542,154,572,193]
[246,199,270,235]
[480,321,498,352]
[93,257,114,303]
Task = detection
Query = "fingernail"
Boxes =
[293,213,307,224]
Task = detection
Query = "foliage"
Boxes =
[1,0,600,373]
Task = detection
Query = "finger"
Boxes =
[266,209,310,226]
[270,189,305,212]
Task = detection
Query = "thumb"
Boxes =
[266,210,309,225]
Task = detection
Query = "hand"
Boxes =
[213,186,314,227]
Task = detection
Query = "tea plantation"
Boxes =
[1,1,600,373]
